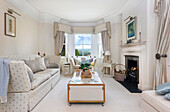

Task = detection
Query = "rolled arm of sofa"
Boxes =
[8,61,31,93]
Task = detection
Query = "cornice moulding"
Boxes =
[6,0,39,21]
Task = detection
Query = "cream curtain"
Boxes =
[54,31,65,56]
[101,31,111,62]
[153,0,170,89]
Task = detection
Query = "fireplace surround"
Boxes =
[121,42,151,90]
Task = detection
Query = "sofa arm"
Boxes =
[8,61,31,93]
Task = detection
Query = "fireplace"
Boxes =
[116,55,142,93]
[125,56,139,83]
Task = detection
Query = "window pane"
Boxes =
[75,45,83,56]
[99,44,104,57]
[61,45,65,56]
[83,45,91,56]
[75,34,83,44]
[83,34,91,44]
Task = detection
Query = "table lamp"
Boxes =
[105,51,111,63]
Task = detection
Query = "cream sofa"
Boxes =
[0,55,61,112]
[140,90,170,112]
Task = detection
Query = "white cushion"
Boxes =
[40,57,47,70]
[45,69,60,76]
[31,73,51,90]
[142,90,170,112]
[70,58,75,66]
[75,65,80,69]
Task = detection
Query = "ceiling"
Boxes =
[26,0,127,22]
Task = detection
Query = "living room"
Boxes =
[0,0,170,112]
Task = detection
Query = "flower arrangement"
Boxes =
[79,63,92,72]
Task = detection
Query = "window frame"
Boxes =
[74,34,92,56]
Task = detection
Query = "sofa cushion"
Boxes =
[25,64,34,82]
[45,69,60,76]
[24,58,44,73]
[47,63,60,68]
[142,90,170,112]
[31,73,51,90]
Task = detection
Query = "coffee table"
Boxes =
[67,71,105,106]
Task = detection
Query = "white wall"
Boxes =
[110,22,122,64]
[38,23,54,55]
[0,0,39,55]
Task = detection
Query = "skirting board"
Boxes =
[138,84,152,91]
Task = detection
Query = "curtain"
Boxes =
[54,31,65,56]
[101,31,111,62]
[153,0,170,89]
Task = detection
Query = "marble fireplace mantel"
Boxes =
[121,42,150,90]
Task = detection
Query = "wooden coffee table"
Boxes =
[67,72,105,106]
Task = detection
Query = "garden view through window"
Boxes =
[75,34,91,56]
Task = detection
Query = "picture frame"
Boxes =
[4,13,16,37]
[126,17,136,41]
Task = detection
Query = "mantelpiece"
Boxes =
[120,41,147,48]
[121,41,151,90]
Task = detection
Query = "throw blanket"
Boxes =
[0,58,10,103]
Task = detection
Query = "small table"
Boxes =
[67,72,105,106]
[62,63,71,75]
[103,63,115,76]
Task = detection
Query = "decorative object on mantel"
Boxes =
[127,40,132,44]
[4,13,16,37]
[126,17,136,42]
[114,64,126,82]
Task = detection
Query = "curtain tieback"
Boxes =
[155,53,167,59]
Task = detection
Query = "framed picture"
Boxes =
[4,13,16,37]
[126,17,136,41]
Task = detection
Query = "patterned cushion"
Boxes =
[31,73,51,90]
[25,64,34,82]
[24,58,44,73]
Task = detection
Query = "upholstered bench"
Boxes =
[140,90,170,112]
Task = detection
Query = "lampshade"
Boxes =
[105,51,111,55]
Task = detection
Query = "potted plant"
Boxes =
[79,63,92,78]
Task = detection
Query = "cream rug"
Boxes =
[32,75,142,112]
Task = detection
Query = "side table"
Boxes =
[63,63,71,75]
[103,63,115,76]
